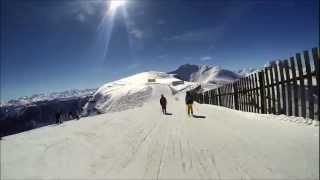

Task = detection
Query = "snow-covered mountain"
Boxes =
[3,88,97,107]
[83,65,256,115]
[168,64,242,85]
[83,71,196,115]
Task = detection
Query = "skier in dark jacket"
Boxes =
[55,111,61,124]
[160,94,167,114]
[185,91,194,116]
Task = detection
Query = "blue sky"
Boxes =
[1,0,318,102]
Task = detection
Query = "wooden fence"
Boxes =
[194,47,319,120]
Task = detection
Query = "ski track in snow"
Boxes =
[1,84,319,179]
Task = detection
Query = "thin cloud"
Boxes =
[200,56,213,61]
[129,28,144,39]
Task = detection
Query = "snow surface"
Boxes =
[1,78,319,179]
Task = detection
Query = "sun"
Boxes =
[109,0,126,12]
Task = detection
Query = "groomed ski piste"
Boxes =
[1,72,319,179]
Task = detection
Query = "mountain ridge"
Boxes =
[168,64,242,84]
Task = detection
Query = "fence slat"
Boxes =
[245,77,249,112]
[212,90,215,105]
[264,68,272,114]
[269,65,276,114]
[241,79,245,111]
[250,75,255,112]
[242,78,246,112]
[284,60,293,116]
[271,61,281,115]
[226,85,229,107]
[249,75,254,112]
[227,84,231,108]
[289,57,299,117]
[304,51,314,119]
[230,84,233,109]
[238,80,242,111]
[296,53,306,118]
[216,89,218,105]
[258,71,266,114]
[279,61,287,115]
[233,83,238,110]
[247,77,251,112]
[311,48,319,120]
[254,73,260,113]
[217,88,221,106]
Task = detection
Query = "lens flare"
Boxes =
[109,0,126,14]
[96,0,129,64]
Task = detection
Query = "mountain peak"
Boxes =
[168,64,240,84]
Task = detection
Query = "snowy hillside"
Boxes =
[3,88,97,107]
[83,71,195,115]
[168,64,242,84]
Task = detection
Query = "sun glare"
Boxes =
[109,0,126,12]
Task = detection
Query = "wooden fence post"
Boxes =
[248,76,253,112]
[271,61,281,115]
[254,73,260,113]
[217,88,221,106]
[284,60,293,116]
[264,68,272,114]
[304,50,314,119]
[233,82,239,110]
[296,53,306,118]
[258,71,266,114]
[269,65,276,114]
[311,47,319,121]
[240,78,244,111]
[243,77,248,112]
[238,80,242,111]
[249,74,255,112]
[289,57,299,117]
[279,61,287,115]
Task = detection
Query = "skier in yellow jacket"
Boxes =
[185,91,194,116]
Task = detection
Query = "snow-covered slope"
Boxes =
[168,64,241,84]
[83,71,195,115]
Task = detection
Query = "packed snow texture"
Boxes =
[1,77,318,179]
